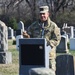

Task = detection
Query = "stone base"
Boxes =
[56,49,69,53]
[0,52,12,64]
[29,68,55,75]
[8,36,15,40]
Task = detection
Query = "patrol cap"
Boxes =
[39,6,49,13]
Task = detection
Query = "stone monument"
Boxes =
[8,27,15,39]
[18,21,24,31]
[0,20,12,64]
[19,38,52,75]
[16,21,24,50]
[56,35,69,53]
[56,54,74,75]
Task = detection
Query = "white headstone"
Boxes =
[70,26,74,38]
[16,35,23,50]
[18,21,24,31]
[8,27,15,39]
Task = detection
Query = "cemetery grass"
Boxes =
[0,40,19,75]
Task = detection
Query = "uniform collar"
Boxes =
[39,17,51,27]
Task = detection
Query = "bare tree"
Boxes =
[0,0,75,23]
[25,0,37,21]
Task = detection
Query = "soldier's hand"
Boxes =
[23,31,30,38]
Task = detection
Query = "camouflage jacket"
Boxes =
[27,17,61,48]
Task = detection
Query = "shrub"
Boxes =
[8,17,18,30]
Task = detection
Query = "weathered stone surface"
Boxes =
[0,20,8,52]
[0,52,12,64]
[0,20,12,64]
[56,54,74,75]
[29,68,55,75]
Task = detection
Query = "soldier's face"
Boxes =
[39,12,49,22]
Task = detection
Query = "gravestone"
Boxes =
[70,38,75,50]
[14,31,16,38]
[16,29,23,50]
[19,38,51,75]
[18,21,24,31]
[16,34,23,50]
[70,26,74,38]
[56,35,69,53]
[16,21,24,50]
[0,20,12,64]
[56,54,74,75]
[8,27,15,39]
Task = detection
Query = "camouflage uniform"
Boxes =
[27,17,61,71]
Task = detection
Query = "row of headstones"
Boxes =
[0,20,12,64]
[8,21,24,40]
[62,24,75,50]
[62,23,74,38]
[0,20,25,64]
[57,24,75,53]
[2,21,25,64]
[56,24,75,75]
[0,20,26,64]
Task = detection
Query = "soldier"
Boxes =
[23,5,61,72]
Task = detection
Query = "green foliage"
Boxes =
[8,17,18,30]
[67,42,70,49]
[12,40,16,45]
